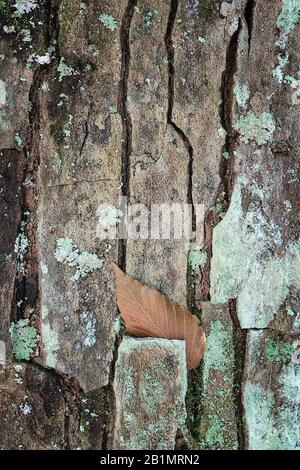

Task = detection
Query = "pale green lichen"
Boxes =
[244,382,280,450]
[200,315,237,450]
[97,205,123,229]
[275,0,300,48]
[279,363,300,403]
[54,237,103,282]
[277,0,300,34]
[42,322,59,368]
[218,126,227,138]
[266,338,294,364]
[14,1,38,15]
[0,79,5,105]
[81,311,96,348]
[143,8,158,28]
[99,13,117,31]
[14,133,23,147]
[212,202,224,215]
[41,305,48,320]
[284,73,300,104]
[21,28,31,42]
[272,52,289,83]
[284,74,299,88]
[3,25,15,34]
[9,319,38,361]
[188,247,207,272]
[54,237,73,262]
[203,320,233,386]
[234,111,275,145]
[287,307,296,316]
[202,415,226,448]
[14,221,29,274]
[62,114,73,148]
[210,175,300,328]
[109,104,117,113]
[244,374,300,450]
[114,338,187,450]
[52,151,61,171]
[113,316,122,335]
[57,58,78,82]
[41,262,48,276]
[234,83,250,108]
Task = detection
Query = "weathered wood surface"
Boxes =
[113,337,187,450]
[0,0,299,450]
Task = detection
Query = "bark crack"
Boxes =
[14,0,80,449]
[165,0,196,321]
[229,299,247,450]
[244,0,256,52]
[15,0,62,321]
[218,22,246,450]
[219,20,241,207]
[118,0,137,272]
[103,0,138,450]
[198,20,242,303]
[165,1,200,448]
[165,0,195,219]
[32,360,82,450]
[195,19,246,449]
[79,119,89,157]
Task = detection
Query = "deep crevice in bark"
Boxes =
[14,0,62,322]
[31,360,82,449]
[193,21,245,449]
[118,0,137,272]
[229,299,247,450]
[244,0,255,51]
[197,21,242,305]
[103,0,138,450]
[17,0,82,449]
[79,120,89,157]
[102,332,121,450]
[165,0,196,317]
[217,23,246,450]
[219,21,241,207]
[45,1,84,450]
[165,0,200,448]
[165,0,195,221]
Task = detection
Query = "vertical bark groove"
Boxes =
[199,21,242,304]
[31,361,82,449]
[218,22,246,449]
[165,1,200,447]
[165,0,196,326]
[14,0,62,322]
[27,0,83,450]
[118,0,137,272]
[219,20,241,207]
[165,0,195,218]
[104,0,138,450]
[244,0,256,51]
[229,299,247,450]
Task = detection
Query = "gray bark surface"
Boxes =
[0,0,299,450]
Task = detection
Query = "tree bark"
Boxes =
[0,0,299,450]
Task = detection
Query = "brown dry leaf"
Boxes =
[113,264,206,369]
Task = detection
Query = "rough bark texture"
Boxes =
[113,338,187,450]
[0,0,299,450]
